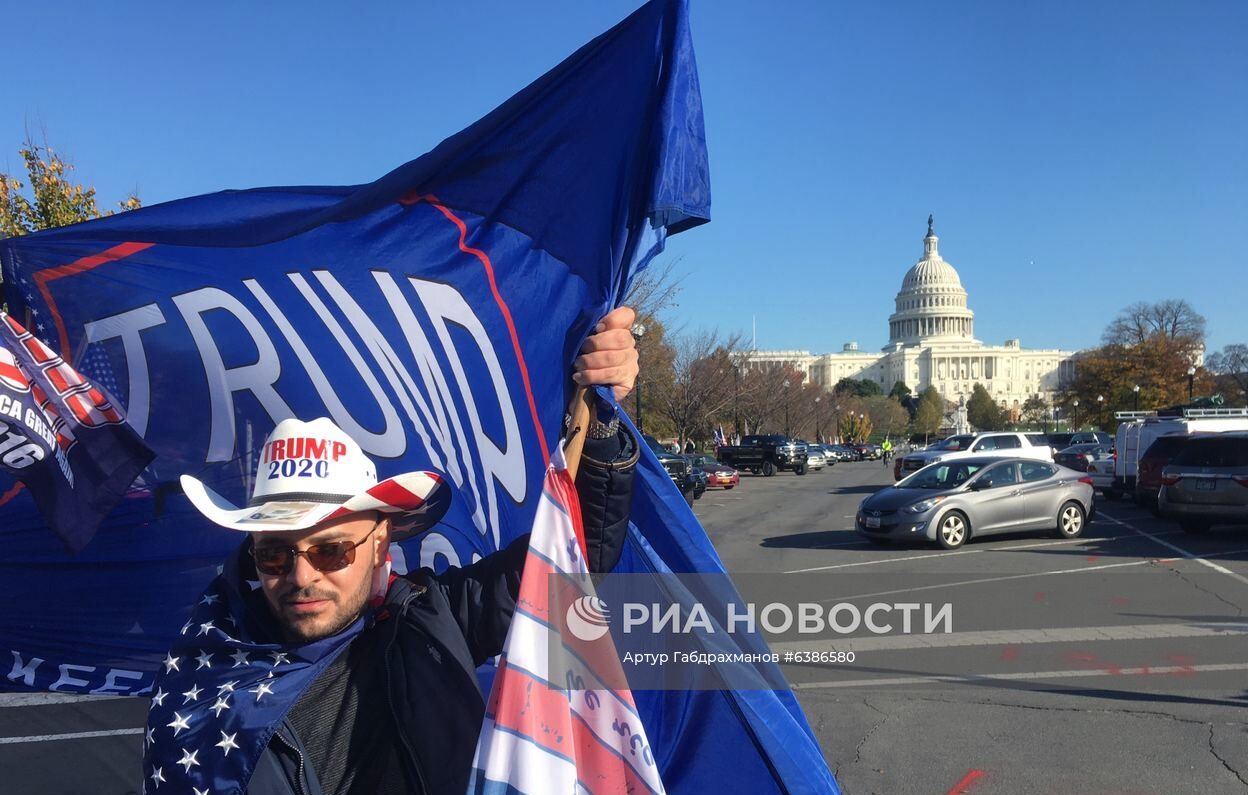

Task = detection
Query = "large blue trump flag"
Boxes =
[0,0,837,791]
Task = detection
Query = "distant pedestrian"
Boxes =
[685,439,696,454]
[881,438,893,466]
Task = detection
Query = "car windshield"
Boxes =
[930,435,974,452]
[643,435,666,455]
[898,461,985,489]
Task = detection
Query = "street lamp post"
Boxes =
[1072,398,1080,429]
[1133,383,1141,412]
[631,323,646,433]
[1187,366,1196,402]
[732,363,741,441]
[782,380,791,437]
[815,396,822,442]
[834,404,841,444]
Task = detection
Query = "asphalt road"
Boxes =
[4,459,1248,794]
[695,459,1248,795]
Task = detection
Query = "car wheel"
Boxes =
[936,512,968,550]
[761,460,776,477]
[794,463,807,476]
[683,488,695,507]
[1055,501,1086,539]
[1181,522,1210,535]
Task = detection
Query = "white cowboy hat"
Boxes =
[180,417,449,537]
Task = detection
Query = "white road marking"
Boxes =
[773,621,1248,654]
[784,531,1181,574]
[0,693,131,708]
[791,662,1248,690]
[1098,513,1248,588]
[815,545,1248,603]
[816,556,1180,602]
[0,728,143,745]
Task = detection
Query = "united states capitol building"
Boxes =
[745,218,1077,413]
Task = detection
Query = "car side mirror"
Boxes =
[967,480,985,491]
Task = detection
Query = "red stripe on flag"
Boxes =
[32,242,154,356]
[402,195,551,467]
[488,663,652,795]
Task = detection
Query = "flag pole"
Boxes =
[562,385,596,480]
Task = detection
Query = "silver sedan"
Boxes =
[856,456,1096,549]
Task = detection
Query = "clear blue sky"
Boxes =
[4,0,1245,355]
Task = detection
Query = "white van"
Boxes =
[1113,408,1248,495]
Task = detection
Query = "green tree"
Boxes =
[833,377,882,398]
[913,386,944,438]
[888,381,912,401]
[1020,394,1049,427]
[1,138,140,239]
[967,383,1005,431]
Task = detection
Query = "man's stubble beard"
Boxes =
[273,575,372,644]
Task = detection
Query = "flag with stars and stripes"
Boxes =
[141,547,366,794]
[468,450,666,795]
[0,310,153,552]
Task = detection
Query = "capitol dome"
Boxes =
[886,216,975,348]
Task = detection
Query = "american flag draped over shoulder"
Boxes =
[141,550,367,794]
[0,311,152,552]
[469,450,665,795]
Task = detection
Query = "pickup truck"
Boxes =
[896,431,1052,479]
[643,434,699,505]
[717,434,808,476]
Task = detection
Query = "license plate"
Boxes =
[1195,479,1217,491]
[865,516,881,528]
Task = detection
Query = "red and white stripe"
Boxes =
[469,455,666,795]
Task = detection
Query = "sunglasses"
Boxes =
[251,519,383,576]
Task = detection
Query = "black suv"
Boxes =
[643,434,699,505]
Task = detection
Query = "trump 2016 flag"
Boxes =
[0,0,838,792]
[0,311,152,552]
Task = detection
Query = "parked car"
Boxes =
[1134,434,1201,513]
[808,444,836,466]
[690,466,708,499]
[717,434,808,476]
[1085,455,1115,496]
[898,431,1052,478]
[857,457,1095,549]
[1053,443,1113,472]
[852,443,881,461]
[797,441,826,471]
[1159,432,1248,534]
[827,444,860,461]
[1114,408,1248,497]
[687,454,740,489]
[643,434,698,505]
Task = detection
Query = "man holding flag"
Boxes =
[1,0,839,792]
[144,309,642,794]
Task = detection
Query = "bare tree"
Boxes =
[624,257,684,322]
[1207,343,1248,404]
[1104,299,1206,348]
[649,330,747,448]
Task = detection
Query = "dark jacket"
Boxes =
[247,428,638,795]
